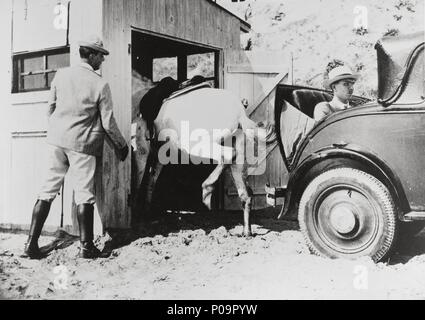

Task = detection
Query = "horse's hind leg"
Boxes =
[201,163,227,210]
[230,163,252,237]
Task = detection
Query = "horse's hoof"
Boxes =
[243,231,253,238]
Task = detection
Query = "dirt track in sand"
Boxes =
[1,209,425,300]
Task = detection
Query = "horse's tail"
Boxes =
[239,113,258,132]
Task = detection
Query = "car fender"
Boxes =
[278,144,409,220]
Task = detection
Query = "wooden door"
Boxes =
[222,50,289,210]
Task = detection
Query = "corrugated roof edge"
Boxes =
[207,0,251,33]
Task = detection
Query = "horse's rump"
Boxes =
[156,88,245,137]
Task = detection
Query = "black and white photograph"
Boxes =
[0,0,424,303]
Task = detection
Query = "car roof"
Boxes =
[375,32,424,101]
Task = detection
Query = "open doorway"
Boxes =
[131,29,222,214]
[131,29,221,122]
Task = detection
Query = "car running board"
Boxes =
[403,211,425,221]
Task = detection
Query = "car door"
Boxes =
[275,84,370,171]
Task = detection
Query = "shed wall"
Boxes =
[122,0,241,50]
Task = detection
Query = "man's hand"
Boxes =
[118,145,129,161]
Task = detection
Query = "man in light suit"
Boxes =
[24,35,129,259]
[314,63,359,122]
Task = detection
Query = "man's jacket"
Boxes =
[47,63,126,157]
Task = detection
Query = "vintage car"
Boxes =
[272,32,425,262]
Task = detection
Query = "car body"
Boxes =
[273,32,425,262]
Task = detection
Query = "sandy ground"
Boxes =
[1,209,425,300]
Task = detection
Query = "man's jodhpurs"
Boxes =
[38,145,96,205]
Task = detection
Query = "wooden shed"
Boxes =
[0,0,288,234]
[101,0,289,229]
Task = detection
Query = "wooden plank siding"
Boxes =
[101,1,132,229]
[223,50,289,210]
[123,0,240,51]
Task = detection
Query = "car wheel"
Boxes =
[299,167,397,262]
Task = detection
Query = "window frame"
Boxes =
[151,52,218,87]
[187,52,216,86]
[152,57,178,83]
[12,46,70,93]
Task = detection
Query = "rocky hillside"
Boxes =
[217,0,424,98]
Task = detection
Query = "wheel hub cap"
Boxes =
[329,205,357,234]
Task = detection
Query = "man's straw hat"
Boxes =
[324,65,359,90]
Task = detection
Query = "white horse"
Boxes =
[137,80,269,237]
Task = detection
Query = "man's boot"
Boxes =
[77,204,106,259]
[23,200,51,259]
